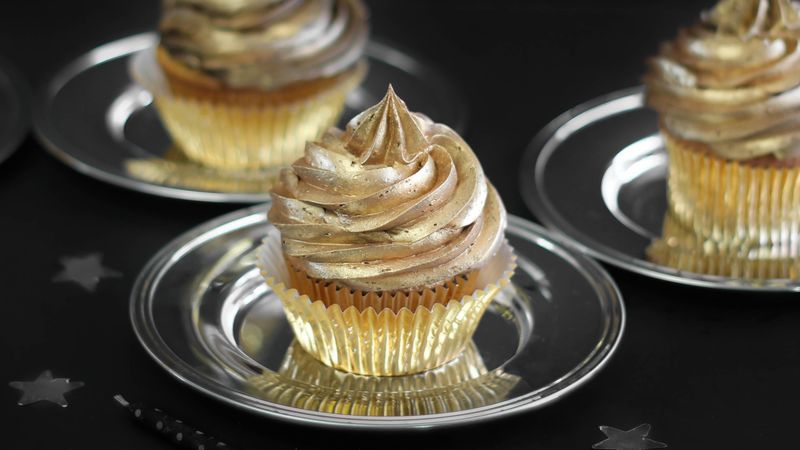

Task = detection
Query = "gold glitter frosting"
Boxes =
[159,0,368,90]
[268,86,507,292]
[645,0,800,160]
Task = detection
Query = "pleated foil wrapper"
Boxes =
[257,229,517,376]
[130,47,366,171]
[650,129,800,280]
[247,340,520,416]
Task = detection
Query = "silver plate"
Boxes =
[0,56,29,165]
[33,33,466,203]
[520,86,800,292]
[130,205,625,429]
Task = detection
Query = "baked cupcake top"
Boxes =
[269,86,506,292]
[159,0,368,90]
[645,0,800,160]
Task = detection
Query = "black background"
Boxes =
[2,1,798,448]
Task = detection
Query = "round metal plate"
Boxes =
[0,56,29,165]
[520,86,800,292]
[33,33,467,203]
[130,205,625,429]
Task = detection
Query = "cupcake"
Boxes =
[132,0,368,171]
[248,340,520,416]
[259,86,516,375]
[644,0,800,280]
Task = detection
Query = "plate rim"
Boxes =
[519,85,800,293]
[0,55,31,166]
[32,32,467,204]
[130,204,626,430]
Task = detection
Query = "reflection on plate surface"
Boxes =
[125,146,281,194]
[247,340,520,416]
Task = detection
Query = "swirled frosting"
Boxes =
[159,0,368,90]
[268,86,507,292]
[645,0,800,160]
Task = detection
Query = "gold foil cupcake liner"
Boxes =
[653,129,800,280]
[257,229,517,376]
[285,263,479,314]
[247,340,520,416]
[663,129,800,249]
[130,48,365,171]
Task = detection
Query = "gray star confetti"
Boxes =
[593,424,667,450]
[9,370,85,407]
[52,253,121,292]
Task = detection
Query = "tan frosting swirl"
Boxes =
[159,0,368,90]
[645,0,800,160]
[268,86,507,292]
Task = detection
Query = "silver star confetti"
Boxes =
[593,424,667,450]
[9,370,85,407]
[52,253,121,292]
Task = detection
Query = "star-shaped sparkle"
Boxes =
[9,370,85,407]
[593,424,667,450]
[52,253,121,292]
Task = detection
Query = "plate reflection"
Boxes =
[246,340,520,416]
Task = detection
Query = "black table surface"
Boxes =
[2,1,797,448]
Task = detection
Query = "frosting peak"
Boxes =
[645,0,800,160]
[345,85,429,165]
[268,87,506,292]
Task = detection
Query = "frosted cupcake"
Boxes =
[132,0,368,171]
[645,0,800,280]
[259,86,515,375]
